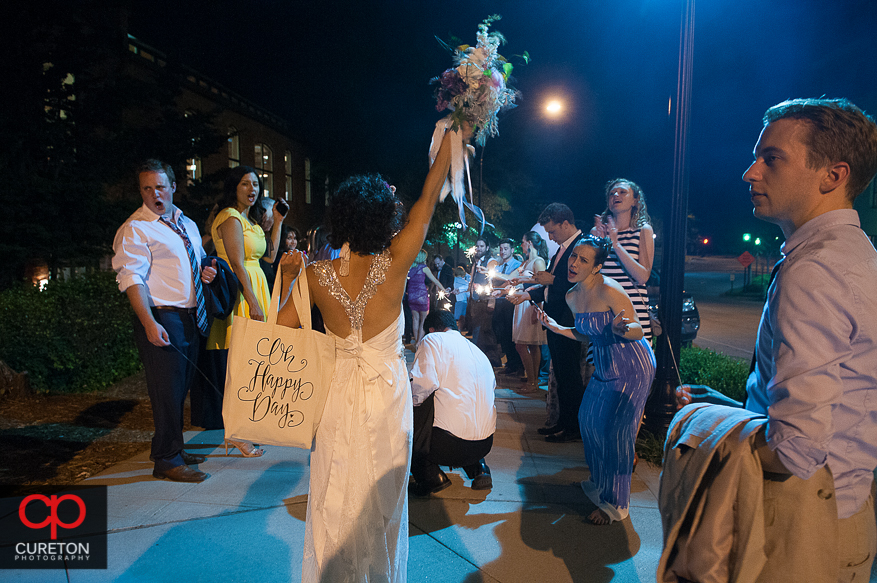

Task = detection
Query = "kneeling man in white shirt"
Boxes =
[410,310,497,496]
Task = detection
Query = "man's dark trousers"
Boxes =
[492,297,523,372]
[468,298,501,367]
[529,240,586,435]
[411,395,493,484]
[132,308,200,471]
[547,331,583,434]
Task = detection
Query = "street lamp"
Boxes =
[545,100,563,116]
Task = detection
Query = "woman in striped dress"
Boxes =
[536,236,655,525]
[591,179,654,342]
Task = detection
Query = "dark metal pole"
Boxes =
[479,144,484,209]
[645,0,695,437]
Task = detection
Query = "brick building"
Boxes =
[125,34,324,236]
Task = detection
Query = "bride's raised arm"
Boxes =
[389,125,470,268]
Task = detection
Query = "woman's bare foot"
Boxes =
[588,508,611,525]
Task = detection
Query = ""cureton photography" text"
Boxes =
[14,542,90,562]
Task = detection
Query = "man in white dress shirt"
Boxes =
[409,310,497,496]
[113,159,216,482]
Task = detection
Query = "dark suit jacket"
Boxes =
[203,256,240,320]
[437,264,454,290]
[528,237,580,327]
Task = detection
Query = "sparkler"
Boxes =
[465,246,476,259]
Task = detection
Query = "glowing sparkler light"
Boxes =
[437,289,446,300]
[507,287,515,296]
[443,303,451,310]
[465,246,477,259]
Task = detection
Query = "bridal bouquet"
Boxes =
[432,15,521,146]
[428,15,525,231]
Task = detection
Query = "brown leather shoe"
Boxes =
[180,451,206,465]
[153,465,208,482]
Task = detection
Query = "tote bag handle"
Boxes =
[267,262,312,330]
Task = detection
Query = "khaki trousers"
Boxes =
[837,486,876,582]
[758,468,876,583]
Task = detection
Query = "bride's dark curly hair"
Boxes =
[327,174,407,254]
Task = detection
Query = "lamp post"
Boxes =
[644,0,696,437]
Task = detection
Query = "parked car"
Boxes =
[647,288,700,345]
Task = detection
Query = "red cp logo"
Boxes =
[19,494,87,540]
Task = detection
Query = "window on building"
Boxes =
[255,143,273,198]
[284,150,293,201]
[305,157,312,204]
[186,158,202,186]
[184,110,201,186]
[228,128,240,168]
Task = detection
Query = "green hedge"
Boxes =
[637,346,751,465]
[679,345,749,402]
[0,271,141,393]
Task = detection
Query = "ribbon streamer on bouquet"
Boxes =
[428,116,493,235]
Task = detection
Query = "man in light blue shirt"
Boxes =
[491,238,523,376]
[744,98,877,580]
[679,98,877,580]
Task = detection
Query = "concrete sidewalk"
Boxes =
[5,381,665,583]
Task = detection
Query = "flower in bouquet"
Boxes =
[427,15,526,233]
[431,15,524,147]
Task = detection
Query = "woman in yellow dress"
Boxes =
[205,165,283,456]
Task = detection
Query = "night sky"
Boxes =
[128,0,877,253]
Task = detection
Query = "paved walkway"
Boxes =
[5,380,665,583]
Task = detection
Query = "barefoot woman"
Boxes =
[537,236,655,525]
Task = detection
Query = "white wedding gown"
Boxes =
[302,250,412,583]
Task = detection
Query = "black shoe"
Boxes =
[465,461,492,490]
[153,465,208,482]
[537,424,562,436]
[545,430,581,443]
[180,450,206,465]
[472,473,492,490]
[463,459,490,480]
[409,470,451,497]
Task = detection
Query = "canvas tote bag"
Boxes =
[222,267,335,448]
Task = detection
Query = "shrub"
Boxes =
[679,345,749,403]
[0,271,141,393]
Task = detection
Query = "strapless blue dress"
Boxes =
[575,310,655,522]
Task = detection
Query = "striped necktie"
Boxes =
[159,215,209,336]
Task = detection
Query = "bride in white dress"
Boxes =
[278,127,459,582]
